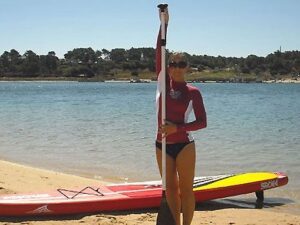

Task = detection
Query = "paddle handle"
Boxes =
[157,4,168,11]
[158,3,168,191]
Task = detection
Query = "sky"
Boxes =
[0,0,300,58]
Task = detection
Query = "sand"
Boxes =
[0,159,299,225]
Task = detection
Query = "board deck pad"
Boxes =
[0,172,288,216]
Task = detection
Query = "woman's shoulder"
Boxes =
[186,83,200,92]
[186,84,203,98]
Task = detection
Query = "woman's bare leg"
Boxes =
[156,148,181,225]
[176,142,196,225]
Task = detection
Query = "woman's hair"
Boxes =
[168,52,188,63]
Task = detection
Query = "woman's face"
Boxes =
[168,54,188,81]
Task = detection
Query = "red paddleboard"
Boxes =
[0,171,288,216]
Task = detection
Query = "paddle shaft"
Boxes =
[158,3,167,191]
[156,5,176,225]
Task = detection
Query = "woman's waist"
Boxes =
[156,132,193,143]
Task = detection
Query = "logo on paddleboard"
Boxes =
[170,89,181,99]
[27,205,53,214]
[260,179,278,190]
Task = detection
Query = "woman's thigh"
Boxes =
[176,142,196,191]
[156,148,179,189]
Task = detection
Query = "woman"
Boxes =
[155,8,207,225]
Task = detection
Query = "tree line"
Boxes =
[1,47,300,80]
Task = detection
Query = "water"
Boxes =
[0,81,299,207]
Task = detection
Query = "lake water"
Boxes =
[0,81,299,209]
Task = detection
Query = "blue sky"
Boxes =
[0,0,299,58]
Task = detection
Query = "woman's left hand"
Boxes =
[159,120,177,138]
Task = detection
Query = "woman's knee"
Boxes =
[179,182,194,198]
[166,179,179,193]
[181,189,194,201]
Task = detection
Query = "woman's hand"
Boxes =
[159,7,169,24]
[159,120,177,138]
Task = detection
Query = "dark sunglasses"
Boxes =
[168,61,187,68]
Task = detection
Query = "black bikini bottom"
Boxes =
[155,141,194,160]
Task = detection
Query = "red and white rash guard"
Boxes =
[156,26,207,143]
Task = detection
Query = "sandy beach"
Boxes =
[0,160,299,225]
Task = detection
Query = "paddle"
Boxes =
[156,3,176,225]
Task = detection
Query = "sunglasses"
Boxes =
[168,61,187,69]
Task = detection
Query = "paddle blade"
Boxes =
[156,191,176,225]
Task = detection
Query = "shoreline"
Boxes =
[1,159,300,224]
[1,77,300,83]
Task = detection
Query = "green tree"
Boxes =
[294,58,300,72]
[46,51,59,73]
[64,48,97,65]
[21,50,40,76]
[101,49,110,60]
[110,48,127,63]
[95,50,102,61]
[9,49,23,73]
[127,48,142,61]
[0,51,11,73]
[40,51,59,75]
